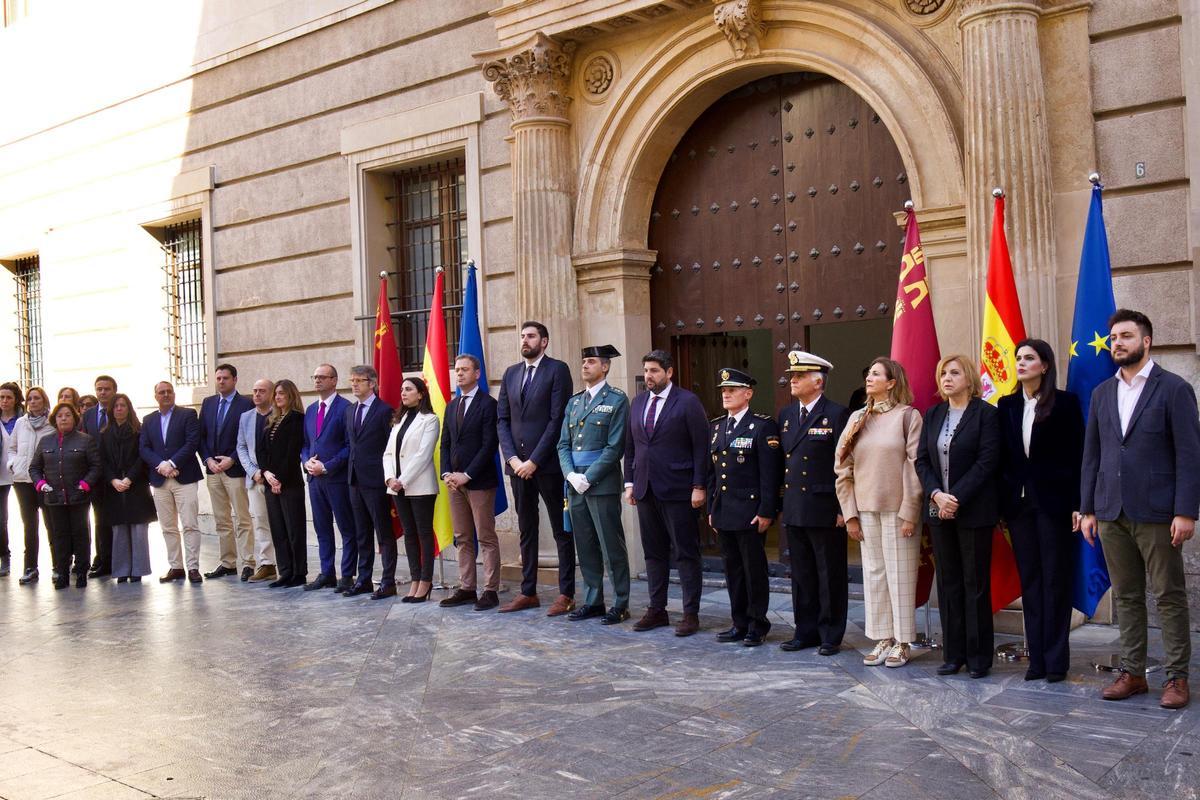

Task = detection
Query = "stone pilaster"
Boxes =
[960,0,1059,339]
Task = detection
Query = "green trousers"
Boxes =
[569,490,630,610]
[1099,515,1192,679]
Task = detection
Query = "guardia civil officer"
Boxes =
[557,345,631,625]
[707,368,782,647]
[777,351,851,655]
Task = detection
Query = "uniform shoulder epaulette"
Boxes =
[709,415,725,425]
[753,412,772,420]
[570,390,587,400]
[609,386,626,396]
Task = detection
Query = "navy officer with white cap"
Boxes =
[777,350,851,655]
[707,367,782,646]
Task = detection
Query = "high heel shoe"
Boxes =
[409,586,432,603]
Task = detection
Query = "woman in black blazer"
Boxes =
[261,380,307,589]
[997,339,1084,682]
[915,354,1000,678]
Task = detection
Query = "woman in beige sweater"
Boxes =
[835,357,924,667]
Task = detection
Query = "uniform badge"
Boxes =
[766,436,780,449]
[749,423,755,430]
[720,369,730,381]
[783,419,789,431]
[737,454,745,464]
[821,417,828,425]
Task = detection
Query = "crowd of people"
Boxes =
[0,309,1194,709]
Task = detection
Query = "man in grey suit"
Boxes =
[1081,309,1200,709]
[235,378,278,582]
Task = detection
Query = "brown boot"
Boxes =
[546,594,576,617]
[1161,677,1190,709]
[1101,671,1148,701]
[674,612,700,637]
[632,608,670,632]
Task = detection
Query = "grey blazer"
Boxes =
[236,408,268,489]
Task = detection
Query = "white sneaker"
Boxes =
[863,638,894,666]
[885,642,910,668]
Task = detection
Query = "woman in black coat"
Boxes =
[915,354,1001,678]
[30,402,101,589]
[261,380,307,588]
[997,339,1084,682]
[101,394,157,582]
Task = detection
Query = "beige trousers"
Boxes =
[206,471,254,569]
[859,510,920,643]
[153,479,201,572]
[246,483,277,566]
[448,487,499,592]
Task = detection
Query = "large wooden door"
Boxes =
[649,73,910,411]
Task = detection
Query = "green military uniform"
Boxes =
[557,380,630,611]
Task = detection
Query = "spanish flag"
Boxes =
[421,268,454,555]
[979,190,1026,613]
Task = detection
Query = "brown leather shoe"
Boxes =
[249,565,277,583]
[187,569,204,584]
[632,608,670,632]
[158,568,186,583]
[498,593,540,613]
[1102,671,1148,701]
[546,594,576,617]
[1161,677,1190,709]
[674,612,700,637]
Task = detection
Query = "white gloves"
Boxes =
[39,483,53,493]
[567,472,591,494]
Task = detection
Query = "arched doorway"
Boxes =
[648,72,910,415]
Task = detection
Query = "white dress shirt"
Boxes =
[1116,359,1155,436]
[586,380,607,400]
[457,385,479,417]
[641,382,672,425]
[1022,390,1037,457]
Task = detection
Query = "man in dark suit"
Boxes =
[301,363,357,592]
[708,368,782,647]
[198,363,256,580]
[496,321,577,616]
[1081,309,1200,709]
[623,349,709,637]
[139,381,204,584]
[343,365,395,599]
[777,351,851,655]
[440,355,502,611]
[83,374,117,578]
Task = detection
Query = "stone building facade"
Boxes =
[1,0,1198,621]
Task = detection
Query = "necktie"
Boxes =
[800,405,809,424]
[316,401,326,437]
[520,365,534,401]
[457,395,467,428]
[98,408,106,429]
[355,402,365,431]
[645,394,660,438]
[217,397,228,431]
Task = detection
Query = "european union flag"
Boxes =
[1066,182,1114,617]
[457,260,509,517]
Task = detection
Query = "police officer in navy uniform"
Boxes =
[777,350,851,655]
[707,367,782,647]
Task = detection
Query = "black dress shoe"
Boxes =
[439,588,478,607]
[286,575,307,587]
[473,590,499,611]
[334,576,355,593]
[600,607,630,625]
[742,631,766,647]
[372,584,397,600]
[779,637,818,652]
[87,566,109,578]
[75,574,87,588]
[54,577,69,590]
[1024,669,1047,681]
[304,574,337,591]
[567,604,606,622]
[345,582,374,597]
[969,668,990,679]
[1046,673,1067,683]
[116,577,128,584]
[268,577,291,588]
[130,576,142,583]
[938,662,965,676]
[240,567,254,582]
[818,644,839,657]
[204,565,238,579]
[716,627,747,643]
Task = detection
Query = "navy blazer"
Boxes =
[1081,363,1200,523]
[441,391,499,491]
[497,356,573,476]
[778,395,850,528]
[198,392,253,478]
[81,405,109,442]
[138,406,203,487]
[997,390,1083,520]
[344,396,394,489]
[301,394,352,483]
[623,384,709,502]
[914,398,1001,529]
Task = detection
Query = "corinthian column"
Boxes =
[960,0,1058,338]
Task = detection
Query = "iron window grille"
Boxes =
[161,219,207,386]
[13,255,42,388]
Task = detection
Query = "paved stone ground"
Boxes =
[1,530,1198,800]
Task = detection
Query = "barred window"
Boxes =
[162,219,207,386]
[13,255,42,388]
[387,158,466,370]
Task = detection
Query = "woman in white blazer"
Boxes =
[383,377,441,602]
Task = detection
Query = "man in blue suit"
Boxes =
[301,363,357,592]
[82,374,118,578]
[1081,310,1200,709]
[343,365,395,599]
[496,321,576,615]
[198,363,255,580]
[139,381,204,584]
[623,349,709,637]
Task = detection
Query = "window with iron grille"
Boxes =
[13,255,42,388]
[387,158,466,370]
[162,219,207,386]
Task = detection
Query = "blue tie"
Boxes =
[217,397,229,431]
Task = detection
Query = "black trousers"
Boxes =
[90,493,112,573]
[718,528,771,635]
[510,472,575,598]
[1008,501,1074,675]
[350,485,395,587]
[13,482,44,570]
[931,521,994,671]
[785,525,848,646]
[637,494,703,614]
[45,504,89,579]
[394,493,436,582]
[266,485,308,582]
[0,483,9,560]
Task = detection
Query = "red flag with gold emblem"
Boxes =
[373,275,403,538]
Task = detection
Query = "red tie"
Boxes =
[316,401,326,437]
[645,395,659,438]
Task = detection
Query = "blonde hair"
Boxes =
[935,354,982,400]
[269,379,305,426]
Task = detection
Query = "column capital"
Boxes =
[712,0,767,60]
[958,0,1043,28]
[476,32,576,122]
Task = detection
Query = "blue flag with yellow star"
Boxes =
[1066,182,1114,616]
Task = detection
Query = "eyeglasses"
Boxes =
[311,374,335,380]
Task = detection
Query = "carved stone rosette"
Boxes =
[712,0,766,59]
[479,32,577,121]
